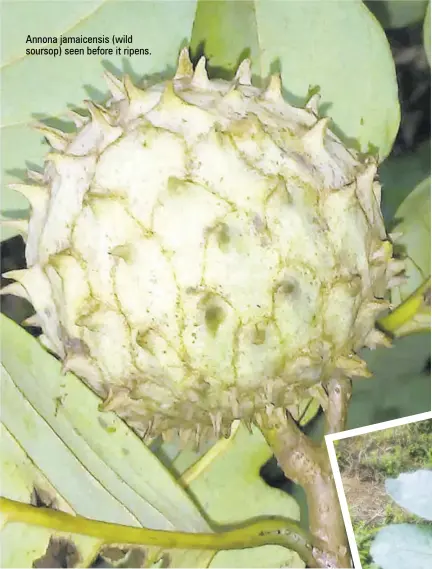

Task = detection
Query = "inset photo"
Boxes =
[327,412,432,569]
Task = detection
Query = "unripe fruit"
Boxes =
[3,49,402,444]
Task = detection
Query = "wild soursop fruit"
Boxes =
[3,49,403,442]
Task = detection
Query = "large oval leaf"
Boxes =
[191,0,399,159]
[385,470,432,520]
[371,523,432,569]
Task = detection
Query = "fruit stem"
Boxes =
[262,409,351,568]
[324,377,352,436]
[0,497,318,567]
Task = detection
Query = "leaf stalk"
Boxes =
[0,497,318,567]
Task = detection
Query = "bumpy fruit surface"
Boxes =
[4,50,403,442]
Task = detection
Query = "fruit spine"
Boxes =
[3,49,403,443]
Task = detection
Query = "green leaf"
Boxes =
[424,2,431,64]
[391,177,431,306]
[371,523,432,569]
[365,1,428,29]
[0,424,102,568]
[210,545,301,569]
[190,0,259,78]
[348,332,431,428]
[0,314,214,567]
[191,0,399,160]
[386,470,432,520]
[379,141,431,225]
[181,422,304,568]
[1,1,106,66]
[1,0,197,240]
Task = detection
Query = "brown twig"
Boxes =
[263,390,352,568]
